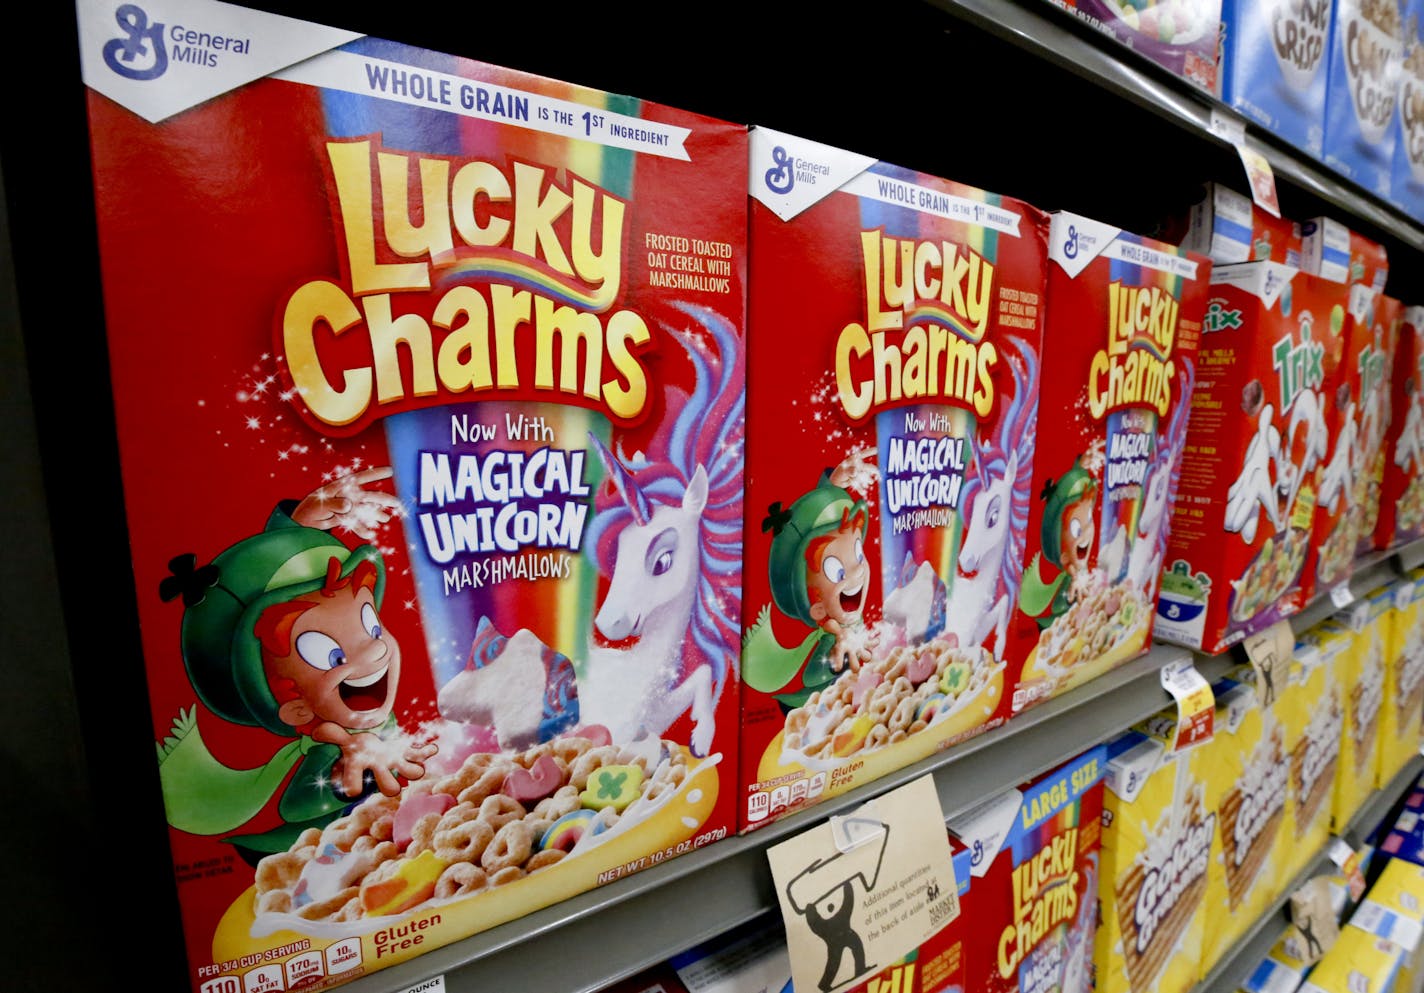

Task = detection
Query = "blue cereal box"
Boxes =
[1324,0,1406,197]
[1393,5,1424,217]
[1220,0,1334,156]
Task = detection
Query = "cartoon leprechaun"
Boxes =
[1019,456,1099,628]
[155,467,436,863]
[742,448,878,709]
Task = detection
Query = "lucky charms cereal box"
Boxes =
[1007,212,1207,714]
[1155,263,1351,653]
[76,1,748,989]
[740,126,1049,829]
[946,745,1106,993]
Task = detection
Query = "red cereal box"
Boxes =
[739,126,1048,829]
[947,745,1106,993]
[76,1,747,989]
[1354,296,1403,559]
[1164,182,1302,267]
[1155,263,1352,653]
[1378,306,1424,549]
[1007,212,1209,715]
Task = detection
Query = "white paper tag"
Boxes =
[1209,108,1248,145]
[396,977,447,993]
[1331,583,1356,608]
[1160,658,1215,752]
[1243,619,1294,707]
[767,776,959,993]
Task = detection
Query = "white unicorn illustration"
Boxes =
[944,344,1038,657]
[578,307,743,758]
[945,451,1018,655]
[1127,456,1171,593]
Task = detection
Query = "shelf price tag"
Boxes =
[1160,658,1214,753]
[766,775,959,993]
[1330,583,1356,609]
[1242,619,1293,707]
[1288,875,1340,966]
[395,978,446,993]
[1328,836,1368,901]
[1208,108,1281,218]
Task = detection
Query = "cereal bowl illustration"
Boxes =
[1156,562,1210,624]
[1100,0,1216,45]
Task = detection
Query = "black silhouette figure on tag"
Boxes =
[786,817,888,992]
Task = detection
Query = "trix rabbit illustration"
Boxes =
[742,448,879,710]
[1019,456,1099,627]
[155,466,437,863]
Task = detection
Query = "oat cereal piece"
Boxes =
[866,724,890,749]
[256,850,308,894]
[332,896,363,923]
[477,794,526,831]
[532,785,581,821]
[455,767,507,807]
[435,801,477,833]
[890,697,916,732]
[569,745,621,789]
[433,752,499,797]
[435,862,489,899]
[908,718,928,734]
[408,811,442,855]
[481,820,534,873]
[489,866,526,886]
[888,729,908,744]
[434,817,494,863]
[527,849,567,871]
[255,889,293,914]
[296,886,359,921]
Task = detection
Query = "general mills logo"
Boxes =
[103,4,168,81]
[765,146,794,195]
[1063,224,1080,259]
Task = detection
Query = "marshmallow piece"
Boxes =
[579,764,644,811]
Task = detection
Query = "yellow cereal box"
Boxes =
[1201,668,1291,961]
[1329,608,1389,831]
[1299,927,1405,993]
[1283,624,1348,881]
[1096,715,1214,993]
[1350,857,1424,992]
[1381,571,1424,789]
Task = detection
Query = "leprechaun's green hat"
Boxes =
[160,516,385,736]
[761,480,868,626]
[1040,460,1097,565]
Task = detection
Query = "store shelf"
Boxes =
[921,0,1424,252]
[336,642,1211,993]
[1196,754,1424,993]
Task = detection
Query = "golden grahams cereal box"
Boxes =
[1380,573,1424,789]
[1155,263,1351,654]
[1006,212,1208,715]
[740,127,1048,828]
[76,2,747,988]
[1096,715,1214,993]
[1284,622,1348,880]
[1199,667,1291,961]
[1329,606,1389,830]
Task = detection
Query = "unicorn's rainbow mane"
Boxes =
[584,303,744,697]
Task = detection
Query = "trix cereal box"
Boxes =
[739,127,1049,828]
[1378,307,1424,548]
[1044,0,1222,89]
[1095,717,1215,993]
[1007,212,1207,715]
[946,745,1105,993]
[1355,296,1403,560]
[1155,263,1351,653]
[1170,183,1304,267]
[77,1,747,989]
[1200,667,1292,960]
[1323,0,1406,198]
[1219,0,1334,156]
